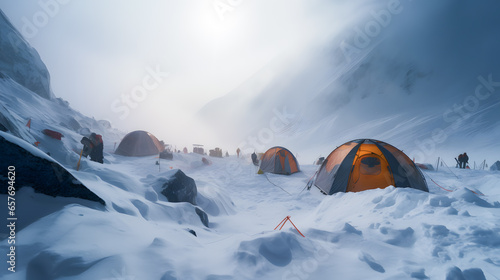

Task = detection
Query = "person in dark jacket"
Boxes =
[251,152,259,166]
[457,153,464,168]
[81,133,104,163]
[462,152,469,169]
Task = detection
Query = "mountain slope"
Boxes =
[0,10,53,100]
[198,0,500,163]
[0,4,499,280]
[0,9,124,168]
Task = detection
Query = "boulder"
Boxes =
[158,170,210,227]
[160,170,197,205]
[0,132,104,205]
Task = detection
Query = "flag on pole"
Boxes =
[26,118,31,128]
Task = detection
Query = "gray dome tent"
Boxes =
[491,161,500,171]
[259,146,300,175]
[115,130,164,157]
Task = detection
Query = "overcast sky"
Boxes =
[0,0,357,147]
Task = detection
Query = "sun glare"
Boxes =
[195,10,241,48]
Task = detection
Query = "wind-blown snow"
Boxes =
[1,1,500,279]
[198,0,500,164]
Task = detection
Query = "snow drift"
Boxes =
[1,3,500,280]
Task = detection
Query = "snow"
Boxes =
[2,75,500,279]
[0,10,53,100]
[197,0,500,165]
[1,2,500,280]
[1,139,500,279]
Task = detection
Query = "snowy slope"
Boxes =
[0,2,500,280]
[0,10,124,169]
[198,0,500,164]
[1,149,500,279]
[0,74,124,166]
[0,10,53,100]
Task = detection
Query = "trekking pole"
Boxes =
[76,149,83,171]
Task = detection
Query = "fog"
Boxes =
[1,0,499,163]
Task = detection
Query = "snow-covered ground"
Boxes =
[1,143,500,279]
[1,2,500,279]
[1,55,500,278]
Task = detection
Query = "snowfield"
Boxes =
[1,144,500,279]
[1,2,500,279]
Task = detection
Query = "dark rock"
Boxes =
[195,207,209,227]
[0,133,104,205]
[160,170,197,205]
[158,170,209,227]
[187,229,197,237]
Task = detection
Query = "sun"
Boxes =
[193,8,243,48]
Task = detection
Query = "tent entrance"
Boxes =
[347,154,394,192]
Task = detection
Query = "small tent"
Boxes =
[315,139,428,194]
[491,161,500,171]
[260,146,300,175]
[115,130,164,157]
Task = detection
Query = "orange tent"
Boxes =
[115,130,164,157]
[315,139,428,194]
[260,146,300,175]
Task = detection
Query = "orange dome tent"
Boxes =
[260,146,300,175]
[115,130,164,157]
[314,139,428,194]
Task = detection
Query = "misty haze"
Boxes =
[1,1,500,279]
